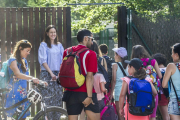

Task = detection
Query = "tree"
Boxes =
[27,0,180,33]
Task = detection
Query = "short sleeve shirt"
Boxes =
[63,45,98,92]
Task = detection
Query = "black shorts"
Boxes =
[62,91,100,115]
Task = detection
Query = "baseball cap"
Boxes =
[125,58,144,70]
[112,47,127,58]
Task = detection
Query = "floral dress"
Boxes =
[4,57,30,118]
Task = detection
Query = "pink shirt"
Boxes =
[93,73,106,101]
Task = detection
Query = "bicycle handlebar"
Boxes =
[29,79,47,88]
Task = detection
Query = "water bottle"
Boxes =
[12,106,22,120]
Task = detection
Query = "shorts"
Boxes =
[168,98,180,115]
[115,95,119,101]
[62,91,100,115]
[98,98,105,111]
[158,94,169,106]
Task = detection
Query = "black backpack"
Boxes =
[98,57,110,90]
[103,56,115,82]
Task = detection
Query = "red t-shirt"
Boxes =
[63,45,97,93]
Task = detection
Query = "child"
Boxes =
[152,53,170,120]
[131,45,162,120]
[162,43,180,120]
[119,58,157,120]
[110,47,128,120]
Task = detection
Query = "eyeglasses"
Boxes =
[88,36,94,41]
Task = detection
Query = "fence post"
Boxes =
[117,6,127,48]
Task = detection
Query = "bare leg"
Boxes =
[169,114,180,120]
[158,105,170,120]
[85,110,100,120]
[68,115,79,120]
[150,117,156,120]
[79,109,86,120]
[115,101,124,120]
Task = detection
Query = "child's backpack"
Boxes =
[0,60,10,89]
[143,58,160,91]
[98,57,110,90]
[58,47,89,89]
[128,77,155,116]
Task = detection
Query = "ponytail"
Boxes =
[121,56,128,69]
[133,68,146,80]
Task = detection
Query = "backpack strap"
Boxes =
[117,62,127,76]
[171,63,180,102]
[66,47,73,55]
[76,47,89,56]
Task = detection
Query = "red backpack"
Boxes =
[58,47,89,89]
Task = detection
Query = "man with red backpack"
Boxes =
[61,29,100,120]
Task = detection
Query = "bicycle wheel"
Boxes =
[33,106,68,120]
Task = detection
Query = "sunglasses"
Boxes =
[88,36,94,41]
[22,40,28,43]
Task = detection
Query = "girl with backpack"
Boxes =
[119,58,157,120]
[162,43,180,120]
[110,47,128,120]
[131,45,162,120]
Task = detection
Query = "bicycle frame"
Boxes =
[0,98,32,120]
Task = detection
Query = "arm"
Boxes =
[154,61,162,79]
[119,81,128,117]
[10,60,39,83]
[110,64,118,99]
[42,63,56,80]
[100,82,107,94]
[82,72,94,107]
[150,82,157,96]
[162,63,175,88]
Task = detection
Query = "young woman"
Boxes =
[38,25,64,119]
[119,58,157,120]
[4,40,47,120]
[110,47,128,120]
[131,45,162,120]
[162,43,180,120]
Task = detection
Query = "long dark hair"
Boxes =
[12,40,32,73]
[90,40,102,60]
[115,52,127,69]
[43,25,58,48]
[131,45,150,59]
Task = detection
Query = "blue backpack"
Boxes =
[128,77,155,116]
[0,60,10,89]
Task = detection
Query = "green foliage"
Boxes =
[1,0,180,33]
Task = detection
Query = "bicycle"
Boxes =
[0,80,68,120]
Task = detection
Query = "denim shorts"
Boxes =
[168,98,180,115]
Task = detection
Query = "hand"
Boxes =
[82,97,94,107]
[51,73,56,81]
[120,109,124,117]
[105,89,108,95]
[43,82,48,87]
[32,78,39,84]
